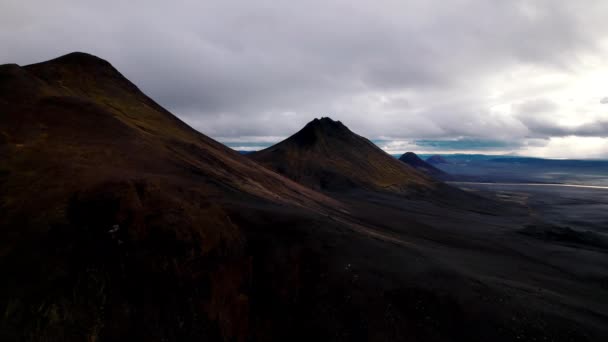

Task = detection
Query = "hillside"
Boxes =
[1,53,607,342]
[249,118,437,194]
[398,152,447,178]
[0,53,340,214]
[0,52,345,341]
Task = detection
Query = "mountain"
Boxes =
[398,152,447,178]
[0,52,337,209]
[0,52,348,341]
[249,117,437,194]
[2,53,607,342]
[426,154,450,164]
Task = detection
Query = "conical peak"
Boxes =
[399,152,424,161]
[24,51,121,80]
[302,117,352,136]
[23,51,140,96]
[288,117,354,147]
[250,118,437,193]
[43,52,113,68]
[306,117,347,131]
[401,152,419,158]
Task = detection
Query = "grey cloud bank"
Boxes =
[2,0,608,158]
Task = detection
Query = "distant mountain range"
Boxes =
[415,154,608,186]
[426,154,450,164]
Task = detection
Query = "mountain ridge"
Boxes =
[1,53,340,212]
[1,53,351,340]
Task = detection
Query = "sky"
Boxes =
[2,0,608,158]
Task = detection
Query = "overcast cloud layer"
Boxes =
[2,0,608,158]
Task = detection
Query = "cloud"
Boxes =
[513,97,608,138]
[521,119,608,138]
[520,136,608,159]
[2,0,608,157]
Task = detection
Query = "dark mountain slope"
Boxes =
[1,53,339,215]
[399,152,447,178]
[249,118,436,194]
[1,54,607,342]
[0,52,347,341]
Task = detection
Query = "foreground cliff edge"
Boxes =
[1,53,607,341]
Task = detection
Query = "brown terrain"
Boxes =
[249,118,435,194]
[1,52,607,341]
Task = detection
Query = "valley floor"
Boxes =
[451,182,608,233]
[314,186,608,341]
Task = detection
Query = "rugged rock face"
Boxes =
[249,117,436,194]
[398,152,447,178]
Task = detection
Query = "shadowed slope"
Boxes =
[0,52,345,341]
[1,53,339,217]
[399,152,447,178]
[1,53,606,342]
[249,118,436,194]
